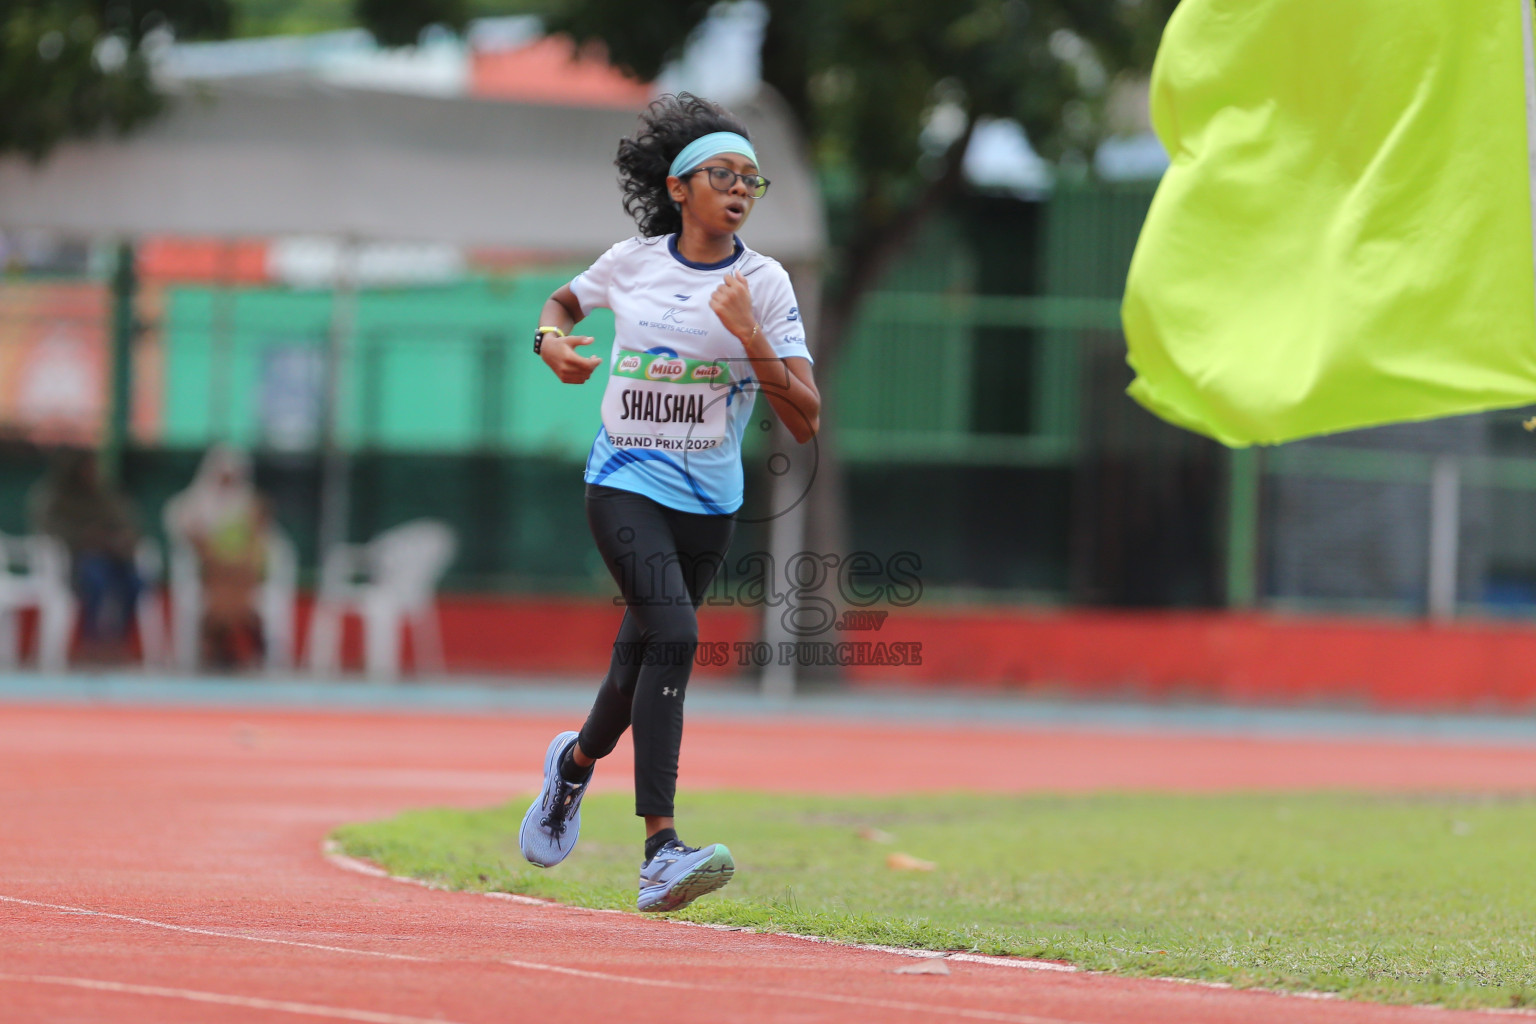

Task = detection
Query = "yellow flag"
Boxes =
[1123,0,1536,447]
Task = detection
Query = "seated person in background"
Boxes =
[167,446,270,669]
[28,449,142,664]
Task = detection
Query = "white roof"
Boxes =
[0,77,824,261]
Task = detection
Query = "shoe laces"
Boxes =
[648,839,697,867]
[539,779,584,839]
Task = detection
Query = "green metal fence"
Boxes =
[159,274,611,458]
[0,185,1194,601]
[832,291,1123,466]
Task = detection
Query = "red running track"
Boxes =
[5,701,1536,1024]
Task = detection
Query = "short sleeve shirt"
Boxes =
[568,234,812,515]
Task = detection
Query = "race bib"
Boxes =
[601,349,735,452]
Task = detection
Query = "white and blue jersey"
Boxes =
[569,234,812,515]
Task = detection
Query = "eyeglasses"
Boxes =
[687,166,771,199]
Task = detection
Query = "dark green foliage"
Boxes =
[228,0,351,36]
[0,0,231,159]
[1,0,481,158]
[548,0,710,81]
[547,0,1178,358]
[351,0,467,46]
[549,0,1178,170]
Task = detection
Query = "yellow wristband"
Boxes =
[537,325,566,338]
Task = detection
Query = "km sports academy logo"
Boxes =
[638,306,706,336]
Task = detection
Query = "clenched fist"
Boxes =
[542,334,603,384]
[710,272,758,343]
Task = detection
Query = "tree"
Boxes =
[549,0,1177,371]
[6,0,1175,313]
[0,1,233,160]
[0,0,488,157]
[353,0,466,46]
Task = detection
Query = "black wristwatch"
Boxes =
[534,325,564,354]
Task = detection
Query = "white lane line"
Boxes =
[0,974,470,1024]
[325,848,552,908]
[0,894,431,963]
[324,843,1075,972]
[4,890,1079,1023]
[775,930,1076,972]
[17,887,1534,1022]
[497,957,1089,1024]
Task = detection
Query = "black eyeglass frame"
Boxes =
[685,165,771,198]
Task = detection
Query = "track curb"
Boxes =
[321,841,1077,973]
[321,842,1536,1018]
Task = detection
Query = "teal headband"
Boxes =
[668,132,758,179]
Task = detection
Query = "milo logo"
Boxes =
[646,359,686,381]
[690,364,724,381]
[617,355,642,374]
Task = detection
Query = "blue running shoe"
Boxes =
[519,731,589,868]
[637,839,734,913]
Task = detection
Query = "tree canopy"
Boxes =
[0,0,497,158]
[4,0,1176,341]
[1,1,231,159]
[552,0,1177,355]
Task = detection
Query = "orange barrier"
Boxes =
[427,598,1536,711]
[19,593,1536,710]
[431,594,757,677]
[833,608,1536,710]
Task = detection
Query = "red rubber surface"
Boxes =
[4,702,1535,1023]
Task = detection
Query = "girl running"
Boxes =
[518,93,821,913]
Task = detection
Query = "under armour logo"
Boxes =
[662,687,679,697]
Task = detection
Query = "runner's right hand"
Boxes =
[542,335,603,384]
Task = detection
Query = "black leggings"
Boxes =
[577,483,735,818]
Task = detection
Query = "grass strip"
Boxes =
[331,791,1536,1009]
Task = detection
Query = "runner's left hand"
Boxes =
[710,272,758,345]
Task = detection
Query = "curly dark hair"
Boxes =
[616,93,752,238]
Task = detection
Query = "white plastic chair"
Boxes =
[165,524,297,673]
[306,519,457,680]
[0,532,76,672]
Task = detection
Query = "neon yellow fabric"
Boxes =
[1123,0,1536,447]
